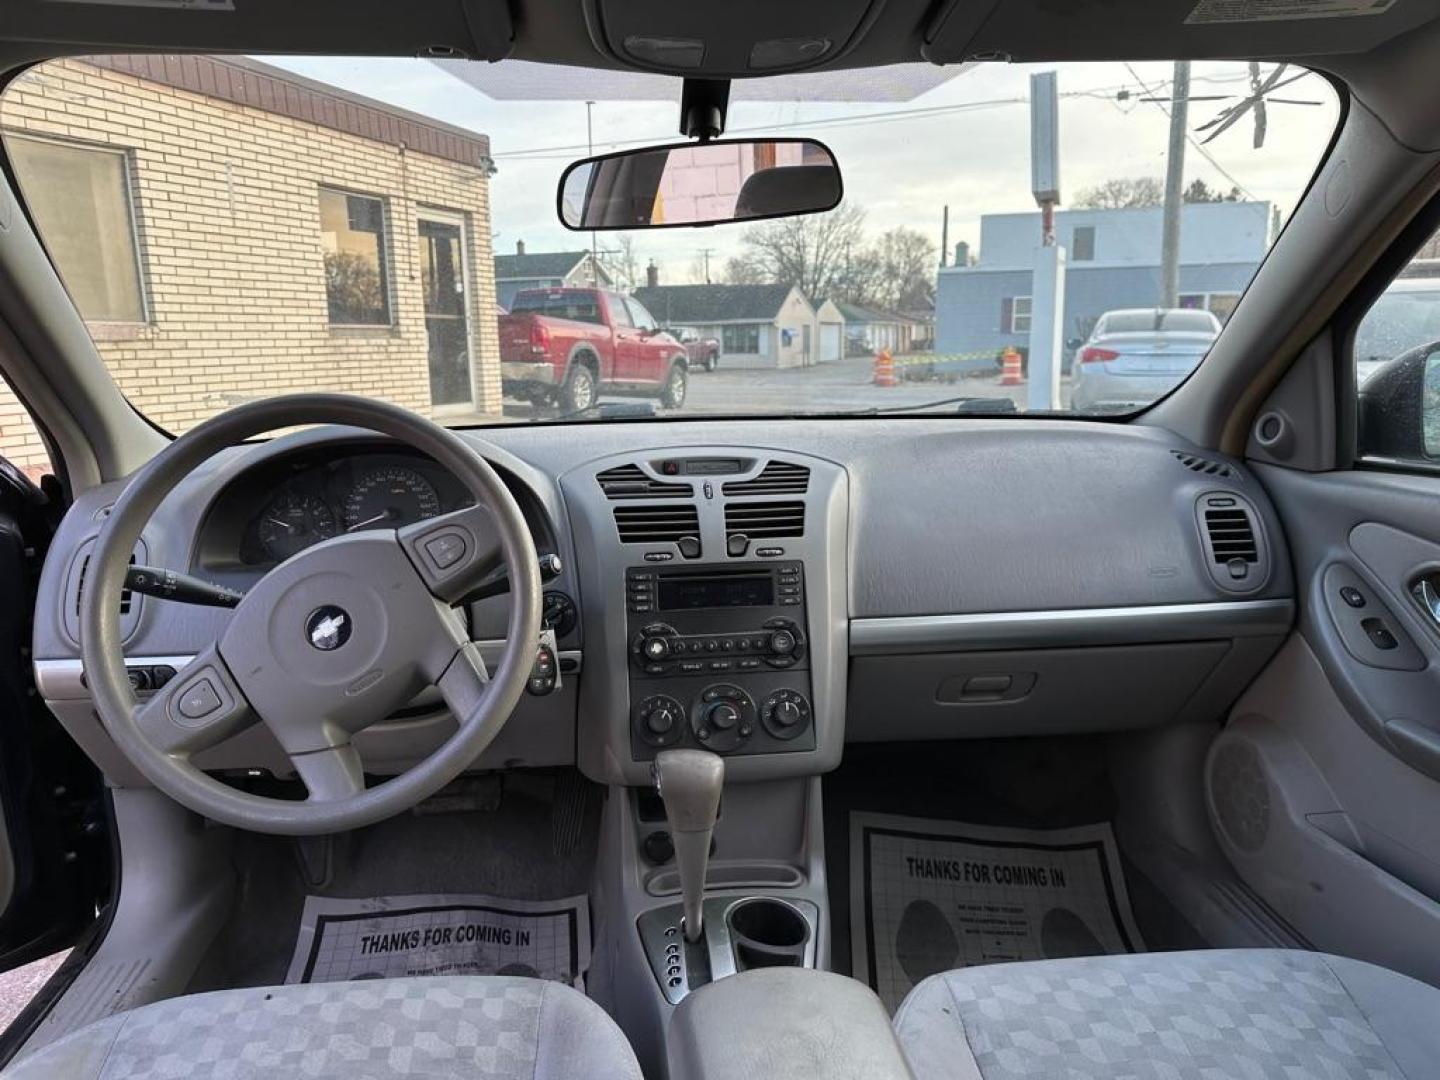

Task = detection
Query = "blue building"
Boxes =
[935,201,1275,364]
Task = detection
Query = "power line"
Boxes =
[1121,61,1257,201]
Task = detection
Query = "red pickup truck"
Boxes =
[499,288,690,413]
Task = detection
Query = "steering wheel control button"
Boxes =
[423,530,468,571]
[305,605,352,651]
[176,677,223,721]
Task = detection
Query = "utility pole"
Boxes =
[586,100,598,286]
[940,205,949,268]
[1159,61,1190,310]
[697,247,715,284]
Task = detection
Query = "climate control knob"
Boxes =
[645,705,679,736]
[760,689,812,741]
[774,699,804,728]
[705,702,741,731]
[633,693,685,748]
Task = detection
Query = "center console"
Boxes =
[626,562,815,759]
[561,446,848,786]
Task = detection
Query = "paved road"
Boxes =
[502,354,1073,421]
[0,951,66,1036]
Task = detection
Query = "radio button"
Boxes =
[768,630,797,656]
[756,547,784,558]
[680,661,704,674]
[643,636,672,661]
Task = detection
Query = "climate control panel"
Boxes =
[626,562,814,760]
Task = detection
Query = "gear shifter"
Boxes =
[653,749,724,942]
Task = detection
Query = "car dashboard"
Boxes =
[31,418,1297,790]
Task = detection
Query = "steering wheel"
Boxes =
[80,395,541,835]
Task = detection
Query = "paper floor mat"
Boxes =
[285,892,589,987]
[850,814,1144,1012]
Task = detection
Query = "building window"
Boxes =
[318,188,392,325]
[1072,225,1096,262]
[1178,291,1242,323]
[1002,296,1032,334]
[8,135,146,323]
[722,324,762,354]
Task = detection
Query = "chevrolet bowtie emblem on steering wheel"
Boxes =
[306,606,352,651]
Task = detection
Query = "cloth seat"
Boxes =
[894,948,1439,1080]
[3,975,643,1079]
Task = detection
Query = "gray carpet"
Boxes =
[188,769,604,992]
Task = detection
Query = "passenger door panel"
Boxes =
[1216,464,1440,984]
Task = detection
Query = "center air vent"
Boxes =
[722,461,810,496]
[1172,449,1235,480]
[597,463,692,500]
[613,504,700,544]
[724,501,805,539]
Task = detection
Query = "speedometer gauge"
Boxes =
[257,493,337,562]
[344,465,441,532]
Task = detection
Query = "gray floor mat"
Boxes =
[188,769,602,993]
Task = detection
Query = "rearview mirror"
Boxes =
[558,138,842,231]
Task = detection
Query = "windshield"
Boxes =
[0,56,1338,435]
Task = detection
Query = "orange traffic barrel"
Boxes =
[1000,346,1024,386]
[874,349,896,388]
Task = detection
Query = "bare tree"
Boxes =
[606,234,641,290]
[1182,178,1242,203]
[866,227,936,311]
[1074,177,1164,209]
[727,204,868,299]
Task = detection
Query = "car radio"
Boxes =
[625,562,814,760]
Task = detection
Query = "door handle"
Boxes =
[1410,572,1440,627]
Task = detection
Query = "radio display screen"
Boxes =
[658,573,774,610]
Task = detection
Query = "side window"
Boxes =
[0,381,53,482]
[1354,250,1440,464]
[1072,226,1096,262]
[626,298,657,331]
[7,135,146,323]
[608,294,634,328]
[1001,296,1032,334]
[318,188,392,326]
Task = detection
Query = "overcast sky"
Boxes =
[266,55,1340,286]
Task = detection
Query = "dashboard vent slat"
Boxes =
[1204,508,1258,564]
[724,501,805,539]
[75,553,136,616]
[1172,449,1235,480]
[613,504,700,544]
[597,463,692,500]
[722,461,810,496]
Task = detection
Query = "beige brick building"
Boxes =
[0,55,501,478]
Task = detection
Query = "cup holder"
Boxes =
[726,898,810,971]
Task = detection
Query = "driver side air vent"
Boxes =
[1204,507,1258,565]
[597,463,692,499]
[613,504,700,544]
[724,501,805,539]
[1172,449,1235,480]
[722,460,810,496]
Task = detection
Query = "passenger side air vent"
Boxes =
[597,463,692,500]
[1195,493,1266,593]
[613,504,701,544]
[722,460,810,496]
[1172,449,1235,480]
[724,501,805,539]
[1204,508,1258,564]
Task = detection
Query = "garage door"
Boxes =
[820,322,842,362]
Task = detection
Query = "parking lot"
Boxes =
[502,354,1075,420]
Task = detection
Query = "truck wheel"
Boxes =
[705,352,718,373]
[661,361,688,409]
[560,362,597,413]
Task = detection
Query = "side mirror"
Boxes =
[1358,343,1440,460]
[559,138,842,231]
[1066,337,1083,350]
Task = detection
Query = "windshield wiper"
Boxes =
[850,395,1020,416]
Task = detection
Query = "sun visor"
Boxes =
[924,0,1439,63]
[433,57,966,102]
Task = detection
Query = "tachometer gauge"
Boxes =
[343,465,441,532]
[257,493,337,562]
